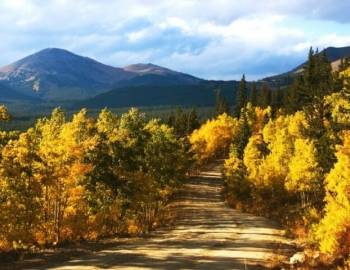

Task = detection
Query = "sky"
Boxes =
[1,0,350,80]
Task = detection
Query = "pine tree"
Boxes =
[186,108,200,134]
[305,48,334,171]
[215,89,230,116]
[303,47,333,120]
[249,81,258,106]
[234,113,250,159]
[284,75,305,113]
[260,83,271,108]
[271,86,284,112]
[167,112,175,128]
[235,75,248,117]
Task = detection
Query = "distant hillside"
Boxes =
[0,81,39,102]
[2,45,349,110]
[323,46,350,62]
[262,46,350,86]
[123,63,200,85]
[0,49,202,101]
[80,81,238,108]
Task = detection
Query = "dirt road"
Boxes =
[8,162,293,270]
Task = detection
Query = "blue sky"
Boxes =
[1,0,350,80]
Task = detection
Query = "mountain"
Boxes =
[0,81,39,102]
[322,46,350,62]
[262,45,350,86]
[0,49,201,101]
[121,63,201,86]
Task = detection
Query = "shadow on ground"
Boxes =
[3,161,294,270]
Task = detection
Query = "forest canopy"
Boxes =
[0,107,192,249]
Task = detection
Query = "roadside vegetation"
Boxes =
[190,50,350,268]
[0,107,194,251]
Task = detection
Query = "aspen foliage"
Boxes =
[286,138,321,210]
[224,152,249,207]
[189,113,239,163]
[314,131,350,256]
[190,54,350,265]
[243,134,267,184]
[192,99,349,259]
[0,107,190,250]
[325,91,350,128]
[0,130,41,249]
[0,105,11,121]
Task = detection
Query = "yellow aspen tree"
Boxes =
[314,131,350,256]
[286,138,321,207]
[0,105,11,121]
[35,108,66,244]
[35,108,94,244]
[96,108,119,137]
[190,113,239,163]
[58,109,95,241]
[243,103,271,134]
[287,111,309,139]
[324,92,350,128]
[262,128,293,185]
[224,152,250,206]
[243,134,267,184]
[0,129,41,249]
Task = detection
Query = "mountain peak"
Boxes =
[37,47,73,54]
[0,48,201,102]
[22,47,87,63]
[123,63,180,76]
[31,48,81,59]
[0,48,135,100]
[0,47,88,74]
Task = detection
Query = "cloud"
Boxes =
[0,0,350,79]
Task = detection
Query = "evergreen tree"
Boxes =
[249,81,258,106]
[284,74,305,113]
[215,89,230,116]
[186,108,200,134]
[174,107,187,137]
[286,47,333,120]
[260,83,271,108]
[166,112,176,127]
[236,113,250,159]
[235,74,248,117]
[303,48,333,117]
[300,48,334,171]
[271,86,284,112]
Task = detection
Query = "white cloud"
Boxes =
[0,0,350,79]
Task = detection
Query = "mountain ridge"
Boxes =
[1,45,350,108]
[262,45,350,85]
[0,48,202,102]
